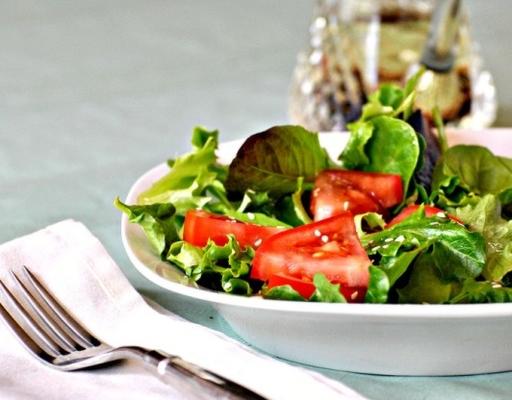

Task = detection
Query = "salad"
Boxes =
[116,73,512,304]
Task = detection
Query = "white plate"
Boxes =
[121,129,512,376]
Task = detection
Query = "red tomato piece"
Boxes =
[387,205,463,227]
[311,185,381,221]
[252,212,371,302]
[311,170,404,221]
[183,210,286,248]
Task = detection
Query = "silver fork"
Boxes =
[0,266,265,400]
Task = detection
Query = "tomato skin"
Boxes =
[387,205,463,227]
[311,185,381,221]
[183,210,286,248]
[311,170,403,221]
[252,212,371,301]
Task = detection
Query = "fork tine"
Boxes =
[10,270,78,353]
[0,298,53,363]
[0,280,62,358]
[22,266,99,348]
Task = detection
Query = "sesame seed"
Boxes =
[342,201,350,211]
[321,235,329,243]
[384,238,393,243]
[436,212,446,218]
[314,229,322,237]
[351,291,358,300]
[247,212,255,220]
[254,238,263,247]
[382,244,389,249]
[395,235,405,243]
[492,282,502,289]
[373,245,381,251]
[312,252,325,258]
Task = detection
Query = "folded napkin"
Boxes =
[0,220,367,400]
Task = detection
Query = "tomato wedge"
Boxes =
[387,205,463,227]
[252,212,371,302]
[311,170,403,221]
[183,210,286,248]
[311,185,381,221]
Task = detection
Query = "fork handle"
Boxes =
[122,347,266,400]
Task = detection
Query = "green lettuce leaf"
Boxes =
[364,266,390,304]
[167,235,255,295]
[262,285,305,301]
[397,252,456,304]
[226,125,330,197]
[339,116,420,197]
[354,212,386,238]
[137,126,230,215]
[338,121,374,168]
[274,177,312,227]
[361,206,486,302]
[359,68,423,121]
[114,197,179,256]
[262,273,346,303]
[451,195,512,281]
[433,145,512,208]
[309,273,347,303]
[449,280,512,304]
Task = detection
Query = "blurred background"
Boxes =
[1,0,511,254]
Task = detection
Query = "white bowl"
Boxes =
[121,129,512,376]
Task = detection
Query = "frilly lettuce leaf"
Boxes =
[167,235,255,295]
[114,197,179,256]
[137,126,230,215]
[451,195,512,281]
[433,145,512,209]
[449,280,512,304]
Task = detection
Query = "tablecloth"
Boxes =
[2,1,512,399]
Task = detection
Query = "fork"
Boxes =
[0,266,265,400]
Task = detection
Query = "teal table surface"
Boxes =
[2,1,512,399]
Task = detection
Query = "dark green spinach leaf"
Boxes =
[339,116,420,196]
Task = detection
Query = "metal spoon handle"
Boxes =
[421,0,463,72]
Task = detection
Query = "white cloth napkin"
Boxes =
[0,220,367,400]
